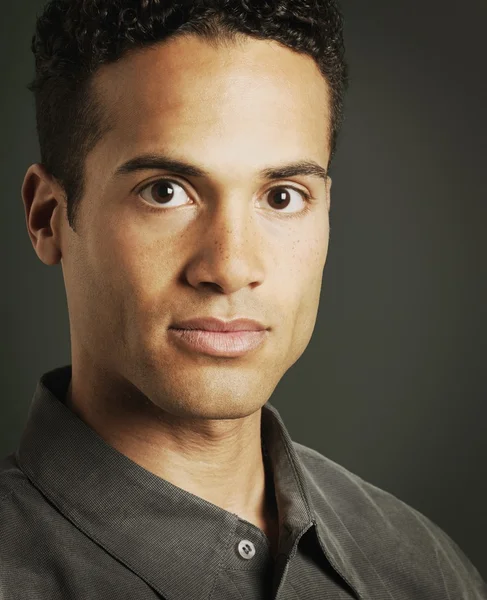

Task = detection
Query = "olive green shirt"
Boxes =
[0,364,485,599]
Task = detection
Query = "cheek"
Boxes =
[99,214,157,293]
[285,215,329,291]
[283,276,324,370]
[281,220,329,361]
[72,219,145,344]
[103,224,181,354]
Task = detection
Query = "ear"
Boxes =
[21,163,65,266]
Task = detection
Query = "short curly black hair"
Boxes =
[28,0,349,231]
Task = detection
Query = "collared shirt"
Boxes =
[0,365,485,600]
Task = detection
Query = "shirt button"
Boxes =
[237,539,256,559]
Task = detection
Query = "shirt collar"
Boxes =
[16,364,319,600]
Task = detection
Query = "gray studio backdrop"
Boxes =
[1,0,486,577]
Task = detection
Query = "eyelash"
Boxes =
[135,178,316,219]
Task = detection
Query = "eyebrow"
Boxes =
[114,153,328,183]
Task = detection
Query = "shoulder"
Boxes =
[293,441,487,599]
[0,453,152,599]
[0,451,58,553]
[0,452,74,598]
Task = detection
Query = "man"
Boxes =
[0,0,485,598]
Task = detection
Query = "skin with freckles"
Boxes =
[21,34,332,558]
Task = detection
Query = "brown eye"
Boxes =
[265,186,309,213]
[138,179,311,215]
[268,188,292,210]
[151,182,175,204]
[139,180,190,207]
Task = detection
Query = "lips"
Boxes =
[168,316,269,357]
[170,317,267,332]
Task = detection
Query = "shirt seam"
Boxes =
[226,573,245,600]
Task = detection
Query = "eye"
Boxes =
[139,180,190,208]
[138,179,312,214]
[263,186,311,213]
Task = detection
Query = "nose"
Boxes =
[184,197,266,295]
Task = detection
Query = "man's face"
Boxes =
[60,34,332,419]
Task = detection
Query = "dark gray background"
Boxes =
[1,0,486,578]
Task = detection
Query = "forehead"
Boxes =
[90,34,331,177]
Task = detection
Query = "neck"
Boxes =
[65,378,276,529]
